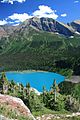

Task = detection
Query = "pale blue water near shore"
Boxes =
[6,71,65,92]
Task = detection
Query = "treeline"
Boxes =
[0,47,80,77]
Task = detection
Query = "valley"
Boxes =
[0,20,80,76]
[0,17,80,120]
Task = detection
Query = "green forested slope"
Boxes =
[0,27,80,75]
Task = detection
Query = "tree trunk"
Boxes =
[54,89,56,102]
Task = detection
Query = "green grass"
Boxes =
[33,107,80,120]
[32,107,70,117]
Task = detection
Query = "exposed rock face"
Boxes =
[0,94,36,120]
[30,87,41,95]
[66,76,80,83]
[0,25,16,38]
[20,17,74,36]
[0,26,7,38]
[0,17,80,38]
[70,20,80,33]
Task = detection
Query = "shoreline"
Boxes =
[5,70,52,74]
[1,70,65,77]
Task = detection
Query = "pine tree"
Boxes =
[51,79,59,102]
[26,82,30,95]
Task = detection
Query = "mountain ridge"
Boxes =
[0,17,80,38]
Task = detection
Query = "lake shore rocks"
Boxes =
[30,87,41,95]
[65,76,80,83]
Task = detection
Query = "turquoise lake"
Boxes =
[6,71,65,92]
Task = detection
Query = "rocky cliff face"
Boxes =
[0,94,36,120]
[70,20,80,33]
[0,25,16,38]
[0,26,8,38]
[0,17,80,38]
[18,17,74,36]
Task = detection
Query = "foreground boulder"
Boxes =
[0,94,36,120]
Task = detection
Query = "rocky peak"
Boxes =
[16,17,75,36]
[0,17,80,38]
[73,20,80,24]
[70,20,80,33]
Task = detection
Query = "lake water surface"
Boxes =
[6,71,65,92]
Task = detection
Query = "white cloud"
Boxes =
[8,13,32,22]
[1,0,26,4]
[0,20,7,25]
[0,5,58,26]
[74,0,79,3]
[32,5,58,19]
[61,13,67,17]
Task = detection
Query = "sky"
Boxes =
[0,0,80,25]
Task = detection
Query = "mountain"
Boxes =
[0,17,80,38]
[19,17,74,36]
[70,20,80,34]
[0,17,80,75]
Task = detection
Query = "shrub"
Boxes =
[65,95,80,112]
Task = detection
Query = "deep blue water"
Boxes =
[6,71,65,92]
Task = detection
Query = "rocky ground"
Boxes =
[66,76,80,83]
[0,94,80,120]
[0,94,36,120]
[36,113,80,120]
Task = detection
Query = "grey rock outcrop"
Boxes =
[70,20,80,33]
[22,17,74,36]
[0,94,36,120]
